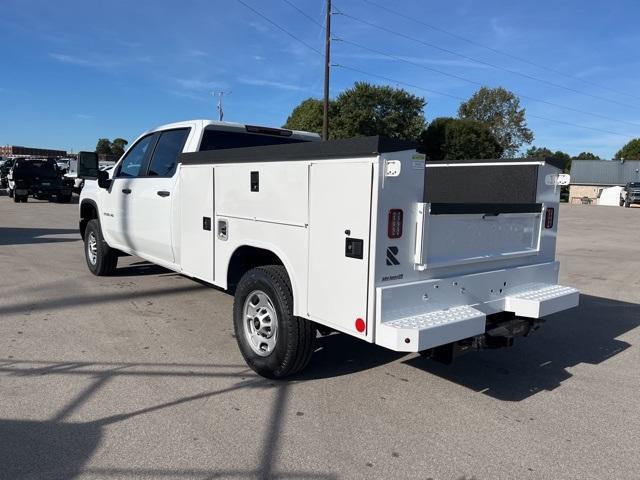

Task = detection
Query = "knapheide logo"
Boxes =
[386,246,400,266]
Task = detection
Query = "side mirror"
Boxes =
[97,170,112,190]
[77,151,99,179]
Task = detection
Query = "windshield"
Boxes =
[14,159,59,178]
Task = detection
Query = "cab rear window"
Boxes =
[199,129,307,151]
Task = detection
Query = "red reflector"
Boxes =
[355,318,366,333]
[388,209,403,238]
[545,207,554,229]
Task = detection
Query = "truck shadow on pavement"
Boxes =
[112,260,173,277]
[0,227,80,246]
[403,293,639,401]
[297,333,405,380]
[0,361,338,480]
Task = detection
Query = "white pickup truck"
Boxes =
[78,119,579,378]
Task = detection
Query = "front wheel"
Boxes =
[625,201,630,208]
[233,265,316,378]
[84,219,118,276]
[8,188,14,198]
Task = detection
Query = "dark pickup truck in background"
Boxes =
[622,182,640,207]
[7,158,73,203]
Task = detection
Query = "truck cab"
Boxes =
[79,119,319,269]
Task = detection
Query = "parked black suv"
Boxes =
[622,182,640,208]
[8,158,73,203]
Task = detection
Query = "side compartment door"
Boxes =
[307,161,373,335]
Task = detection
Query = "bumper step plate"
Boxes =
[504,283,579,318]
[377,305,486,352]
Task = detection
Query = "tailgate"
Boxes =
[415,162,544,269]
[414,204,542,268]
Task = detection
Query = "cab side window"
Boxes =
[117,134,155,178]
[148,128,190,177]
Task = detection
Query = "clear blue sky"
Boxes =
[1,0,638,158]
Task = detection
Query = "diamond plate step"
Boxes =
[376,305,486,352]
[504,283,579,318]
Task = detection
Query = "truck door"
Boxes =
[101,133,156,249]
[128,128,190,264]
[307,161,373,335]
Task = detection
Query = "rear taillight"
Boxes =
[388,209,403,238]
[545,207,554,229]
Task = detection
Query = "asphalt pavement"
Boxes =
[0,194,638,480]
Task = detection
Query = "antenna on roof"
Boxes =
[212,91,232,122]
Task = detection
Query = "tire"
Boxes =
[20,196,28,203]
[84,219,118,276]
[13,194,19,203]
[233,265,316,379]
[57,194,72,203]
[625,201,630,208]
[8,188,13,198]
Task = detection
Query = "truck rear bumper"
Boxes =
[374,262,579,352]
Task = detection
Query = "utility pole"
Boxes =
[322,0,331,141]
[212,91,231,122]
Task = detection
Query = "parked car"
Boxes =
[621,182,640,207]
[8,157,74,203]
[77,119,578,378]
[0,158,15,189]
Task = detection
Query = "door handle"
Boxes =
[157,190,170,197]
[122,188,132,194]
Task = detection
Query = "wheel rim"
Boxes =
[87,232,98,265]
[242,290,278,357]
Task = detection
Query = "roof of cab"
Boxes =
[144,119,321,142]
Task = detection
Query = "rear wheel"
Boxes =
[625,200,630,208]
[84,219,118,276]
[20,196,28,203]
[233,265,316,378]
[8,188,13,198]
[13,194,19,203]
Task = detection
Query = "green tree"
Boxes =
[284,82,426,140]
[526,146,572,173]
[95,138,112,155]
[283,98,328,135]
[111,138,129,158]
[331,82,426,140]
[458,86,533,156]
[614,138,640,159]
[419,117,503,160]
[573,152,600,160]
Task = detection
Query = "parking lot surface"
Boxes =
[0,196,638,480]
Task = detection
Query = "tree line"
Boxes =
[95,138,129,158]
[283,82,639,165]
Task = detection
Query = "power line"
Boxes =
[362,0,640,103]
[236,0,323,56]
[333,8,640,111]
[333,63,635,138]
[334,63,471,101]
[281,0,325,29]
[335,37,640,130]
